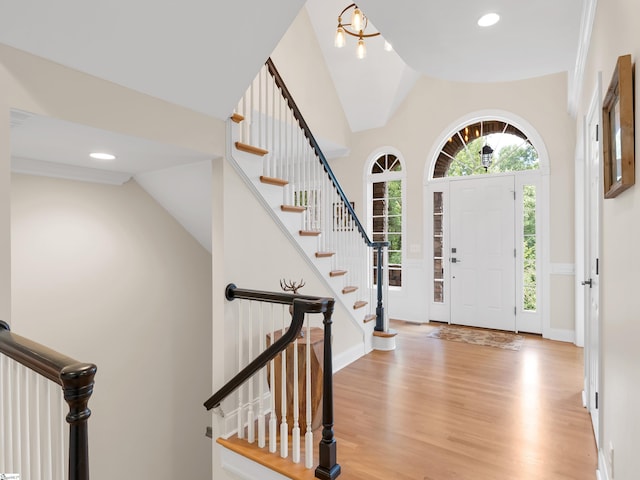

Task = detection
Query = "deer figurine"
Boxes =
[280,278,306,336]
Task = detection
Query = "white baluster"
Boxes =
[22,366,31,480]
[292,334,300,464]
[258,302,266,448]
[33,375,42,480]
[13,362,20,474]
[280,304,288,458]
[0,355,6,471]
[269,304,277,453]
[247,301,255,444]
[237,301,244,439]
[57,386,66,480]
[305,316,313,469]
[43,381,52,480]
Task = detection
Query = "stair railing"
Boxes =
[204,284,341,479]
[234,58,390,333]
[0,320,97,480]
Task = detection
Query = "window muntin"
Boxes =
[369,154,403,287]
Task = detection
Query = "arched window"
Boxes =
[368,152,404,287]
[434,120,539,177]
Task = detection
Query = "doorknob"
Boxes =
[581,279,593,288]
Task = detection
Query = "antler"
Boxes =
[280,278,305,294]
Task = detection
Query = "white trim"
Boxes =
[333,343,365,373]
[11,157,132,185]
[549,263,576,275]
[544,327,575,343]
[218,443,291,480]
[221,392,273,438]
[568,0,598,116]
[597,447,611,480]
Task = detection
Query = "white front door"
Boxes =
[450,176,516,331]
[585,91,601,445]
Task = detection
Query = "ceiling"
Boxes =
[1,0,586,179]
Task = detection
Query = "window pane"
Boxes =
[522,185,536,311]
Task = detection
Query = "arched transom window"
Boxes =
[434,120,539,178]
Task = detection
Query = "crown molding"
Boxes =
[11,157,132,185]
[568,0,598,116]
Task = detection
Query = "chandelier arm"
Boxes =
[341,28,380,39]
[339,3,357,17]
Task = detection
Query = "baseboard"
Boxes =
[333,343,365,372]
[544,327,575,343]
[597,447,611,480]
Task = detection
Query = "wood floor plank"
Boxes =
[331,321,597,480]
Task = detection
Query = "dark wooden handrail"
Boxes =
[0,320,97,480]
[205,284,341,479]
[265,58,387,251]
[204,284,332,410]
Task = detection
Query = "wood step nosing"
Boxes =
[281,205,306,213]
[230,113,244,123]
[235,141,269,156]
[342,286,358,294]
[299,230,321,237]
[353,300,368,309]
[260,175,288,187]
[315,251,335,258]
[329,270,347,277]
[363,314,377,323]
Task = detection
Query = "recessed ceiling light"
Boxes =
[89,152,116,160]
[478,13,500,27]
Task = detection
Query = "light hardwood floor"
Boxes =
[332,321,597,480]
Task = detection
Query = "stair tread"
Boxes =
[342,286,358,294]
[260,175,288,187]
[353,300,368,309]
[217,436,316,480]
[300,230,321,236]
[329,270,347,277]
[281,205,306,213]
[373,329,398,338]
[363,314,377,323]
[236,141,269,156]
[315,251,335,258]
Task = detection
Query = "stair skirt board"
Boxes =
[218,443,304,480]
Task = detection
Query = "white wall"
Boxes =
[327,73,576,332]
[10,174,212,480]
[0,88,9,323]
[576,0,640,477]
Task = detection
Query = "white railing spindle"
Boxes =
[280,305,288,458]
[292,334,300,464]
[305,315,313,469]
[247,301,255,444]
[269,304,277,453]
[258,302,266,449]
[237,300,244,439]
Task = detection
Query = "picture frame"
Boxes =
[602,54,635,199]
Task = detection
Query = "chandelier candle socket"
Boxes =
[335,3,386,59]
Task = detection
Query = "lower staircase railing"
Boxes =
[0,320,97,480]
[204,284,341,479]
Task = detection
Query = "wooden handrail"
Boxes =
[0,320,97,480]
[265,58,387,251]
[204,285,333,410]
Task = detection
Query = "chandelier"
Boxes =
[334,3,390,59]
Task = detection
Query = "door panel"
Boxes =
[450,176,516,331]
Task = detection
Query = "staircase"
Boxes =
[226,59,393,354]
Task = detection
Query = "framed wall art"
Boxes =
[602,54,635,198]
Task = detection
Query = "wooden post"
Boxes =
[61,363,97,480]
[315,304,341,480]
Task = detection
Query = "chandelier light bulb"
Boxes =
[335,26,346,48]
[352,7,363,32]
[356,38,366,59]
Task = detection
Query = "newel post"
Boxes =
[61,362,97,480]
[315,302,341,480]
[375,243,385,332]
